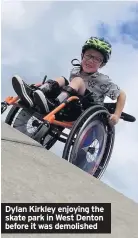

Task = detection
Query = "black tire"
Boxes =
[5,105,21,125]
[62,105,115,179]
[4,105,61,150]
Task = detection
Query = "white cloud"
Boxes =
[69,9,92,38]
[1,1,52,29]
[67,2,135,37]
[2,1,25,29]
[1,1,53,67]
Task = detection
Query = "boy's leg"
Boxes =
[33,77,69,113]
[56,77,86,104]
[33,77,82,113]
[12,75,68,109]
[12,75,86,113]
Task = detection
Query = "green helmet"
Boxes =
[82,36,112,64]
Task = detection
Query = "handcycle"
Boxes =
[1,75,136,179]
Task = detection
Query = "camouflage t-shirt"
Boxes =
[69,66,120,104]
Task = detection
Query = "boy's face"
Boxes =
[81,49,104,73]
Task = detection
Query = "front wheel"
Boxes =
[4,105,63,150]
[5,106,43,137]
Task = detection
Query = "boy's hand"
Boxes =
[109,89,126,126]
[109,113,120,125]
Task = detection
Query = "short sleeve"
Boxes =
[106,81,121,100]
[69,66,81,82]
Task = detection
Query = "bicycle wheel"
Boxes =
[5,105,62,150]
[62,105,115,178]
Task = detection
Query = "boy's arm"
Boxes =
[104,77,126,124]
[114,90,126,117]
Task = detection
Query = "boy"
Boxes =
[12,36,126,125]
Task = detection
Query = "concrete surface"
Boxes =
[1,122,138,238]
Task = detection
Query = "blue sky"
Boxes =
[1,1,138,203]
[97,12,138,47]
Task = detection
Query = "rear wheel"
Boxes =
[62,105,115,178]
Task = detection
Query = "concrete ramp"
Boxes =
[1,122,138,238]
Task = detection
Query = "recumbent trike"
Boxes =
[1,75,136,179]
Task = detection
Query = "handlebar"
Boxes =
[120,112,136,122]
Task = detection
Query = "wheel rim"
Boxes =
[11,109,42,137]
[70,120,107,175]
